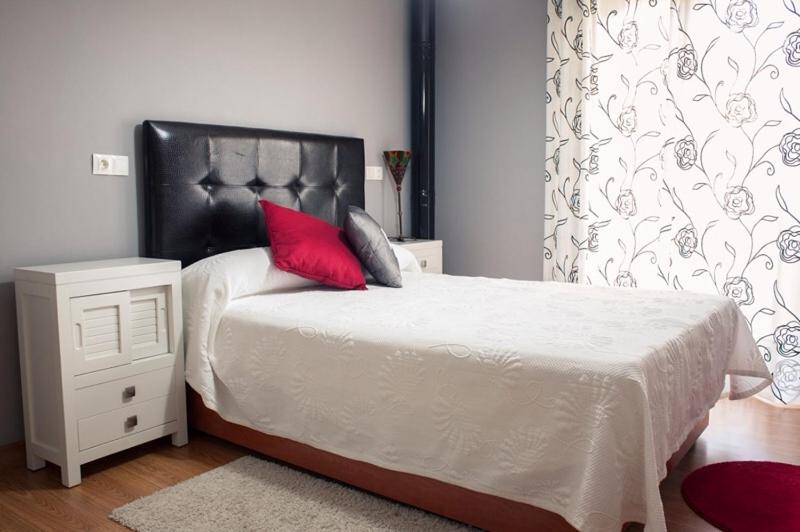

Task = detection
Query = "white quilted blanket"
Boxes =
[183,251,770,532]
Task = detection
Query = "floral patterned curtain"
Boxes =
[545,0,800,405]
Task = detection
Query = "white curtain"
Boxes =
[546,0,800,405]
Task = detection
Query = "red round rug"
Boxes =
[682,461,800,532]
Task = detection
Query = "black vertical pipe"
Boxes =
[411,0,435,239]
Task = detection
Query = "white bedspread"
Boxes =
[183,253,770,532]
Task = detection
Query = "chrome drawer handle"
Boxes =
[123,386,136,399]
[125,415,138,429]
[420,259,428,268]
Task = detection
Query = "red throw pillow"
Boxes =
[258,200,367,290]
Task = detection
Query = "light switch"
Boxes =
[92,154,129,176]
[365,166,383,181]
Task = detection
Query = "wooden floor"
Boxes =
[0,397,797,532]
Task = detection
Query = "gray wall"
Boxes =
[0,0,411,445]
[436,0,545,280]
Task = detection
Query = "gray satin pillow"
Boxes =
[343,206,402,288]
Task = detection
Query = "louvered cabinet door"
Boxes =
[70,292,132,375]
[129,286,169,360]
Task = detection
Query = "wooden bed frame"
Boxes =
[188,387,709,531]
[143,121,710,530]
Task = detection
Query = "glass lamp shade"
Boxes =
[383,150,412,189]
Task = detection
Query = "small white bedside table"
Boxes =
[14,257,188,487]
[390,239,443,274]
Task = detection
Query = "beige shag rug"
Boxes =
[110,455,472,531]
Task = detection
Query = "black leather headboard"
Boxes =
[143,120,365,266]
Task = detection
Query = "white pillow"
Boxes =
[182,247,317,302]
[391,243,423,273]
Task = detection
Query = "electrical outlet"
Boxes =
[365,166,383,181]
[92,154,129,176]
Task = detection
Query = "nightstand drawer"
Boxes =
[416,251,443,274]
[75,366,176,419]
[391,239,443,274]
[77,394,177,451]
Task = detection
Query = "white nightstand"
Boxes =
[14,258,188,487]
[391,239,443,274]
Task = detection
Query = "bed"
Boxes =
[143,120,771,531]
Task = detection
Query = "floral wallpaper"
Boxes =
[545,0,800,405]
